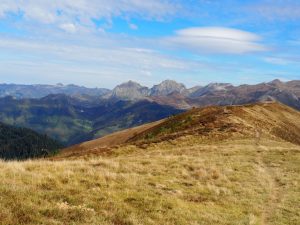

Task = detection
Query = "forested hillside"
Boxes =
[0,122,63,160]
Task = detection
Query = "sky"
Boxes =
[0,0,299,88]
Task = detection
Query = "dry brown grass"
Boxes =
[59,119,165,159]
[57,102,300,159]
[1,102,299,224]
[0,136,299,225]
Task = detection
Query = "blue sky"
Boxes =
[0,0,299,88]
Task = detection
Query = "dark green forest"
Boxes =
[0,122,63,160]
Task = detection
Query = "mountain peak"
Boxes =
[150,80,186,96]
[269,79,283,86]
[107,81,149,100]
[119,80,143,88]
[189,82,233,97]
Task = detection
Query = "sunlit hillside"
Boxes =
[0,103,299,225]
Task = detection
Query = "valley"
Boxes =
[0,96,182,146]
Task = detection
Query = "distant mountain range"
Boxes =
[0,80,189,100]
[0,79,299,147]
[103,79,300,110]
[1,79,299,110]
[0,83,110,99]
[149,79,300,110]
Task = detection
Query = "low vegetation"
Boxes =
[0,102,299,224]
[0,137,299,225]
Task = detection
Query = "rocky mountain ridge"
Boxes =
[104,79,300,111]
[2,80,299,107]
[0,83,110,99]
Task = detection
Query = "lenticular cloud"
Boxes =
[168,27,267,54]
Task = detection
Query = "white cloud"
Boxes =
[0,38,180,69]
[0,35,207,87]
[0,0,180,29]
[59,23,77,33]
[166,27,268,54]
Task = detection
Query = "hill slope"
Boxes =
[59,119,165,158]
[0,122,63,160]
[0,102,299,225]
[130,102,300,145]
[58,102,300,158]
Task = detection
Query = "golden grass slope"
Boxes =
[58,102,300,158]
[129,102,300,145]
[58,119,165,159]
[0,102,299,225]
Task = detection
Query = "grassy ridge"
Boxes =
[0,137,299,225]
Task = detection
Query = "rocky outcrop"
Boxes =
[150,80,186,96]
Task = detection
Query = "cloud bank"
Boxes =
[0,1,298,87]
[0,0,180,30]
[167,27,267,54]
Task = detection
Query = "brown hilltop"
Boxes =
[131,101,300,146]
[55,102,300,159]
[56,119,165,158]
